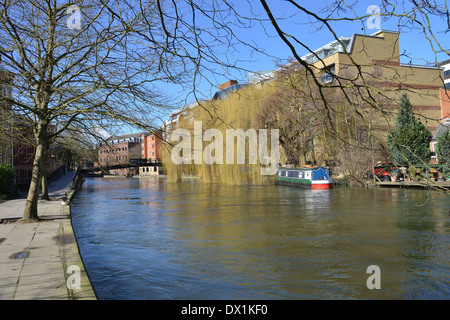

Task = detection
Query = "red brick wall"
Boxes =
[141,134,148,160]
[441,88,450,119]
[98,142,138,166]
[219,80,237,91]
[141,133,163,161]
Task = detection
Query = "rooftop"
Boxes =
[213,83,247,100]
[247,70,274,84]
[437,59,450,67]
[106,132,145,144]
[301,30,442,70]
[432,119,450,140]
[301,36,352,64]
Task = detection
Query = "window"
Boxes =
[444,70,450,80]
[431,142,437,159]
[445,83,450,89]
[321,64,335,83]
[305,171,312,180]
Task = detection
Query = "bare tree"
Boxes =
[0,0,192,220]
[0,0,277,220]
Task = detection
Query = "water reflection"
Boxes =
[71,177,450,300]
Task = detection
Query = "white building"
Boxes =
[437,59,450,89]
[430,118,450,164]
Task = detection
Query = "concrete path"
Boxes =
[0,172,97,300]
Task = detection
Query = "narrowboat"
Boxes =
[276,167,333,189]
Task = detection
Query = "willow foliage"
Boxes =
[163,84,279,185]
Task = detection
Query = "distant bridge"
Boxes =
[80,159,162,173]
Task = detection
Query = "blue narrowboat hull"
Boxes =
[276,167,333,189]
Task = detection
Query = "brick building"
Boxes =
[301,30,444,134]
[0,67,13,165]
[140,131,163,162]
[213,80,246,100]
[441,89,450,120]
[98,133,142,175]
[437,59,450,90]
[1,119,64,188]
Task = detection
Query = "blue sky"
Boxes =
[142,0,450,132]
[170,1,448,105]
[230,1,448,74]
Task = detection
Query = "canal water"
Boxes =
[70,177,450,300]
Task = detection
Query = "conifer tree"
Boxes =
[436,129,450,167]
[387,94,432,165]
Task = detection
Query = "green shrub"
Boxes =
[0,163,18,199]
[436,128,450,167]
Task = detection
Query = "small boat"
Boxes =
[276,167,333,189]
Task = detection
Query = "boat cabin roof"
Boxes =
[279,167,329,171]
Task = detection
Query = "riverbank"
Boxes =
[0,172,96,300]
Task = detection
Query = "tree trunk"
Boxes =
[40,147,49,200]
[22,124,48,221]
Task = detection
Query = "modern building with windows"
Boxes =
[438,59,450,121]
[437,59,450,90]
[301,30,444,135]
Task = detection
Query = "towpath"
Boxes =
[0,172,96,300]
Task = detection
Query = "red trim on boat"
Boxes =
[311,183,333,189]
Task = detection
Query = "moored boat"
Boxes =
[276,167,333,189]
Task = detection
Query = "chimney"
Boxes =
[219,80,238,91]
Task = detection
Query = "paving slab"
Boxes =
[0,172,97,300]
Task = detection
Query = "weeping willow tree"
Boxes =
[163,84,280,185]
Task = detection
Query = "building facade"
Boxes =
[212,80,246,100]
[0,67,13,165]
[302,30,444,134]
[437,59,450,90]
[437,59,450,123]
[440,88,450,120]
[97,133,143,175]
[140,131,163,162]
[98,141,141,166]
[1,120,64,188]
